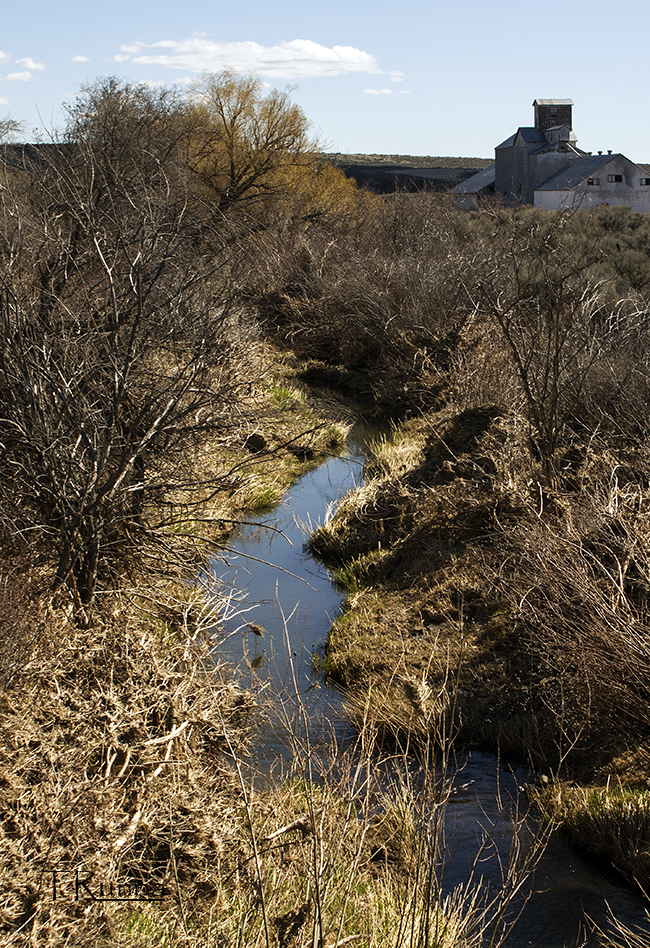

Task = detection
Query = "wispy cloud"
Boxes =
[71,55,90,63]
[114,34,391,80]
[363,88,394,95]
[0,97,8,105]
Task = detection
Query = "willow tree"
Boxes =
[185,70,316,220]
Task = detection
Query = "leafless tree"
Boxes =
[0,80,260,608]
[471,208,650,486]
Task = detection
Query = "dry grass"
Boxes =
[0,413,549,948]
[308,406,650,900]
[598,906,650,947]
[151,354,352,541]
[312,409,650,777]
[0,352,362,946]
[311,410,547,758]
[365,427,427,480]
[195,660,548,948]
[201,774,487,948]
[0,573,253,946]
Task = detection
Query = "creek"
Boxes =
[210,418,649,948]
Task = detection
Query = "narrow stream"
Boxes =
[210,421,649,948]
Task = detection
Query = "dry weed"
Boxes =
[0,584,253,946]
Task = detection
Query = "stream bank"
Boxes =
[310,404,650,895]
[211,407,650,947]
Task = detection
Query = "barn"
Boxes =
[452,100,650,212]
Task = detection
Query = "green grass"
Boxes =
[270,384,306,409]
[331,548,387,594]
[249,483,280,511]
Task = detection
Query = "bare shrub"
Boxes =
[243,192,485,413]
[0,81,264,608]
[493,461,650,775]
[535,782,650,892]
[471,206,650,484]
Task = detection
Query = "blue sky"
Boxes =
[3,0,650,160]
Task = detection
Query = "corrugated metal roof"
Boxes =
[534,154,622,190]
[450,164,496,194]
[528,141,582,156]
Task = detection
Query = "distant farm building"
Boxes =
[452,99,650,212]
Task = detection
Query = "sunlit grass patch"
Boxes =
[321,421,351,450]
[331,547,389,593]
[271,383,306,409]
[343,678,456,749]
[535,781,650,890]
[310,479,386,562]
[247,481,281,511]
[365,425,427,479]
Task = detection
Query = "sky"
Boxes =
[2,0,650,160]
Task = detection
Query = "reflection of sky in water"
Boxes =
[441,751,650,947]
[207,422,379,761]
[211,455,361,675]
[210,442,365,688]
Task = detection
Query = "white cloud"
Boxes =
[71,55,90,63]
[363,88,393,95]
[0,52,45,82]
[16,57,44,71]
[115,35,384,79]
[0,96,8,105]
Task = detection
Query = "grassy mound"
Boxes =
[312,408,650,778]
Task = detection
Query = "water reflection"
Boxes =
[210,428,367,681]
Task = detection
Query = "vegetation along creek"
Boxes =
[211,406,650,948]
[4,73,650,947]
